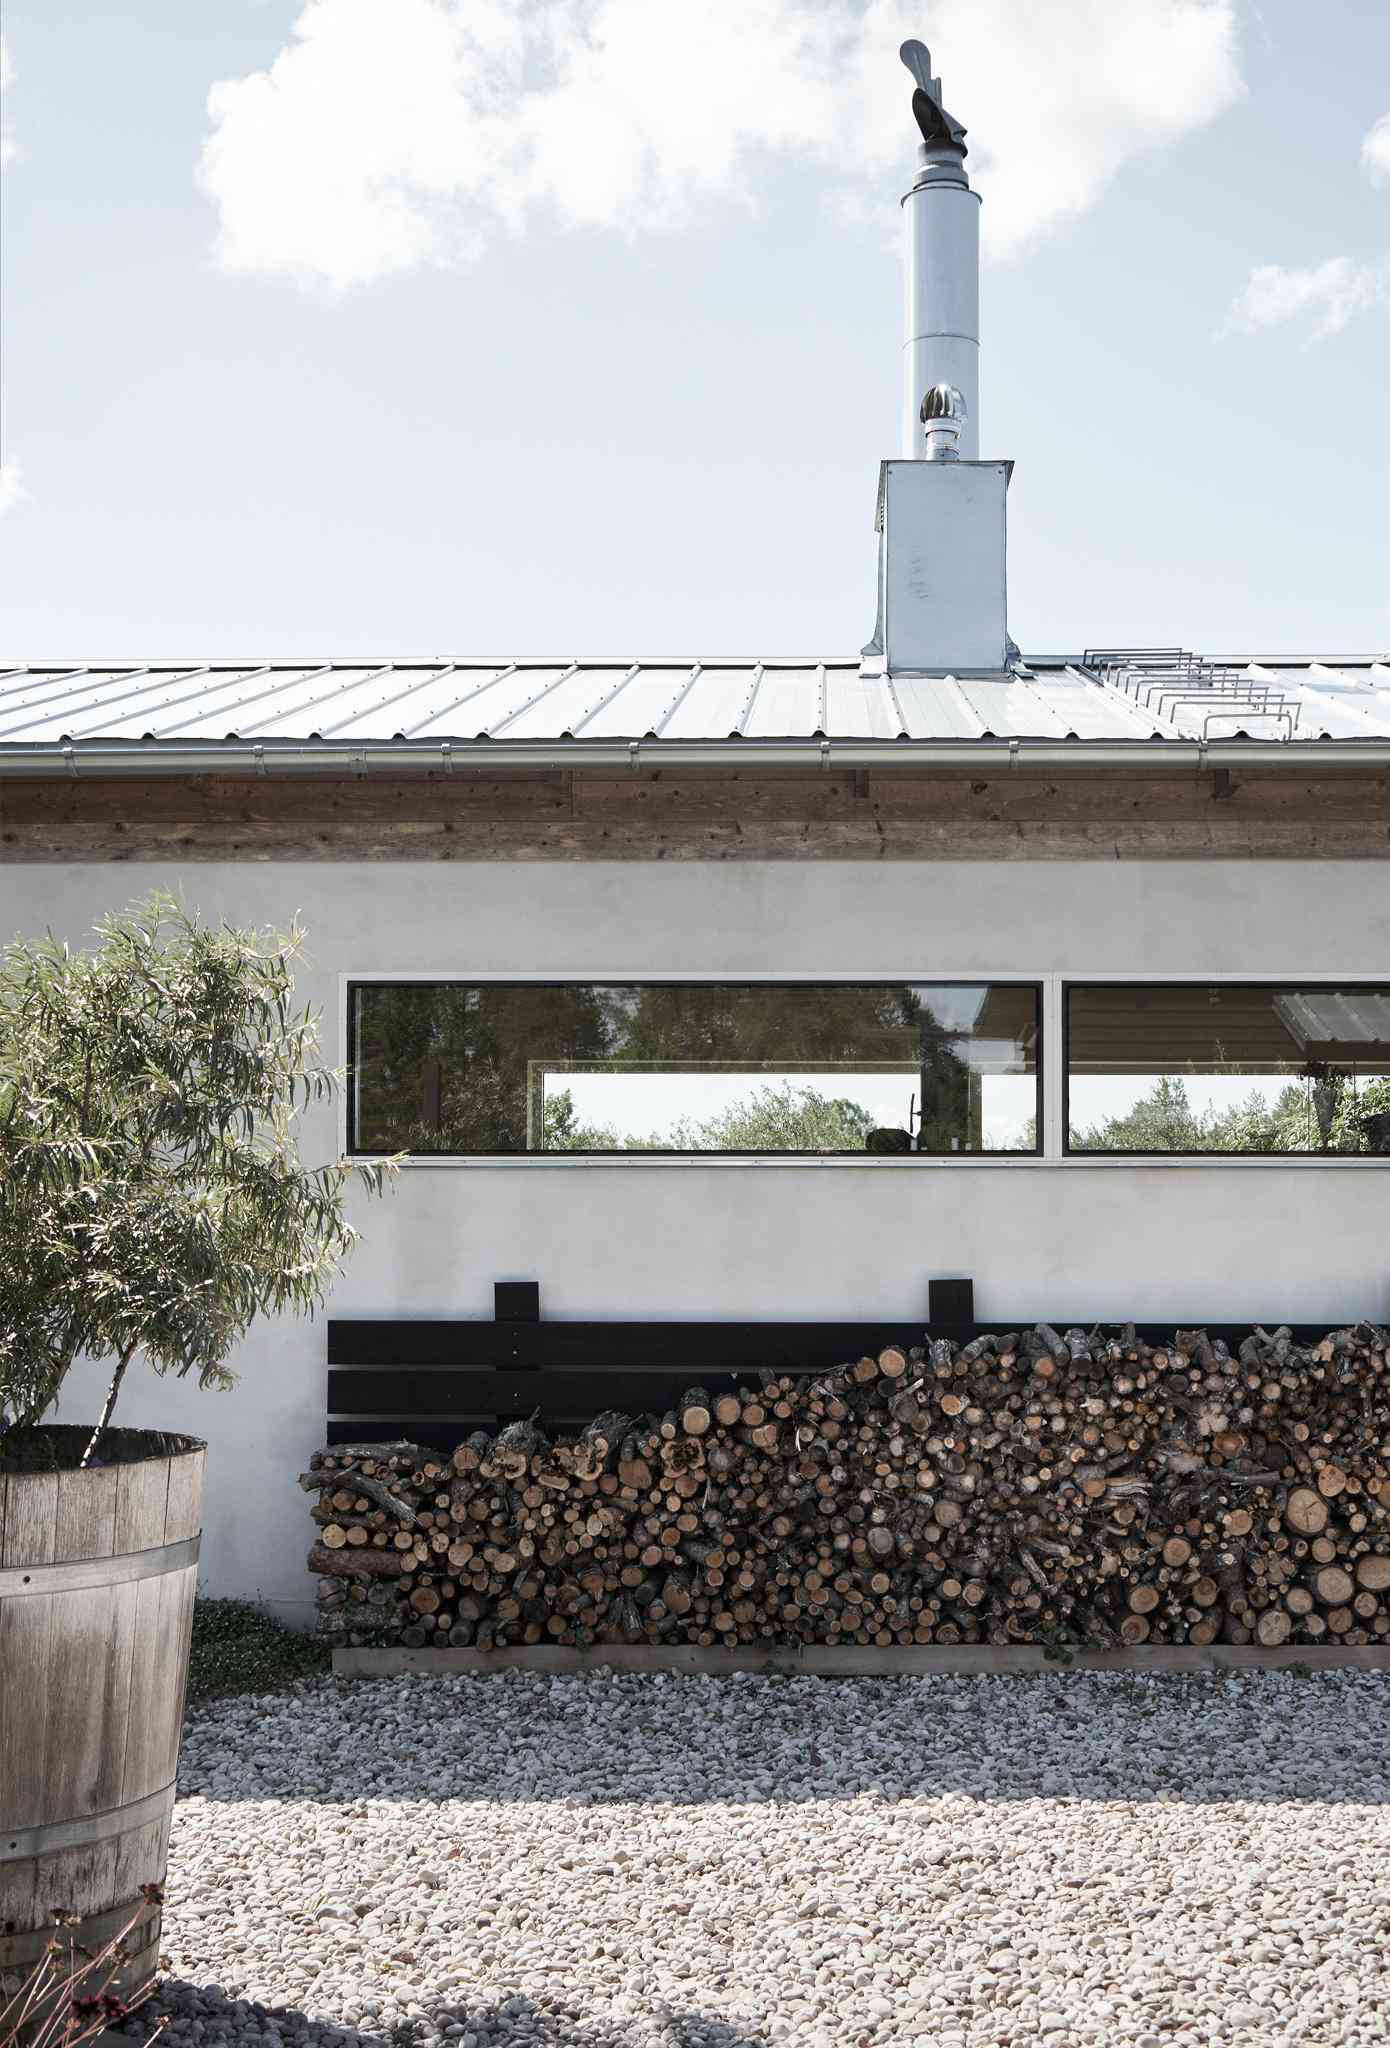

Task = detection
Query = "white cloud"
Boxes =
[0,462,26,517]
[1228,109,1390,339]
[1,33,19,167]
[1364,110,1390,187]
[198,0,1243,288]
[1228,256,1388,338]
[872,0,1243,260]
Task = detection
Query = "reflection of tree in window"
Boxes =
[1067,986,1390,1154]
[573,985,927,1151]
[618,985,922,1068]
[354,985,615,1153]
[352,982,1039,1156]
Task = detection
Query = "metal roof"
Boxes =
[1,652,1389,772]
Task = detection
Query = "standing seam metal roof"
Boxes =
[1,656,1389,750]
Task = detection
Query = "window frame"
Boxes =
[337,973,1390,1169]
[1062,978,1390,1162]
[341,973,1046,1165]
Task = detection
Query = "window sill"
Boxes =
[355,1152,1390,1170]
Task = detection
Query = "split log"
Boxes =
[489,1419,549,1482]
[298,1468,417,1527]
[323,1440,440,1465]
[565,1410,630,1479]
[1313,1565,1355,1606]
[679,1388,713,1436]
[307,1543,406,1578]
[1285,1489,1328,1535]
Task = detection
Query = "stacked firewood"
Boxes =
[304,1322,1390,1651]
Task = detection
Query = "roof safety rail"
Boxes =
[1082,647,1193,672]
[1081,647,1300,737]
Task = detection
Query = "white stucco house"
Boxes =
[3,47,1389,1620]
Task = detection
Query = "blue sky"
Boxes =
[1,0,1387,661]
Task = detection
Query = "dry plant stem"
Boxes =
[0,1893,165,2048]
[78,1343,137,1469]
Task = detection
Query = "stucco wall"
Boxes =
[10,857,1389,1620]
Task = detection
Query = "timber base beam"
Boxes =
[333,1643,1390,1678]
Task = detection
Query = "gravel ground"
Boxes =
[130,1670,1390,2048]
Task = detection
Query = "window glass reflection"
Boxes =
[350,982,1041,1156]
[1067,985,1390,1154]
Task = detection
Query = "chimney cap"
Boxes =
[900,38,968,157]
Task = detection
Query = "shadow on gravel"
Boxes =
[118,1982,766,2048]
[175,1670,1390,1809]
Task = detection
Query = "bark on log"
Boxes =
[307,1542,406,1578]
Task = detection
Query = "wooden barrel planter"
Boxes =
[0,1427,205,2019]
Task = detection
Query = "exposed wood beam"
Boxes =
[1,771,1388,861]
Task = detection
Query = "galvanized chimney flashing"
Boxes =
[862,41,1015,679]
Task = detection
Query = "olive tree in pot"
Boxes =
[0,893,394,2018]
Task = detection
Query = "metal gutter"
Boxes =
[4,736,1390,776]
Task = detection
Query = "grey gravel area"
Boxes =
[134,1670,1390,2048]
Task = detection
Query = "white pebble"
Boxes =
[111,1669,1390,2048]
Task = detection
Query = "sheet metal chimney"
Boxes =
[862,41,1014,678]
[900,41,979,461]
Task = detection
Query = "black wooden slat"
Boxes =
[329,1317,1341,1373]
[526,1323,931,1370]
[328,1320,931,1370]
[330,1366,828,1417]
[329,1321,524,1365]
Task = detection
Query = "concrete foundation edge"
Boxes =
[333,1644,1390,1678]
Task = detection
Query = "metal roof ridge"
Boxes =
[6,652,1390,673]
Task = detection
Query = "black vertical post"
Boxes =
[929,1276,974,1326]
[495,1280,541,1374]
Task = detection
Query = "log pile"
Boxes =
[305,1323,1390,1651]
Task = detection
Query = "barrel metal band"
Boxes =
[0,1531,199,1599]
[2,1776,177,1863]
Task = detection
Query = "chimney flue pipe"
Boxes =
[899,43,980,460]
